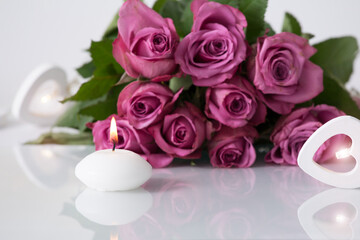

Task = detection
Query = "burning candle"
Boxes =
[75,117,152,191]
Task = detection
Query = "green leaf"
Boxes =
[214,0,239,8]
[264,22,276,36]
[102,11,119,40]
[159,0,193,37]
[282,12,301,35]
[311,37,358,85]
[79,98,117,120]
[153,0,168,12]
[301,32,314,40]
[76,61,95,78]
[116,72,136,86]
[26,132,93,145]
[63,40,124,103]
[62,75,120,102]
[90,40,123,74]
[55,102,94,131]
[79,84,127,120]
[238,0,268,44]
[180,1,193,36]
[169,76,193,92]
[313,75,360,118]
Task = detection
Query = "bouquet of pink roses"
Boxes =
[53,0,359,168]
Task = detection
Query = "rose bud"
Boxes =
[113,0,179,79]
[175,0,247,86]
[209,126,258,168]
[117,81,182,129]
[88,115,173,168]
[148,102,207,159]
[247,32,323,114]
[205,75,266,128]
[265,105,349,165]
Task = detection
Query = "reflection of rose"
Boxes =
[269,167,327,209]
[144,168,202,227]
[211,168,256,197]
[118,214,166,240]
[208,209,253,239]
[156,179,200,226]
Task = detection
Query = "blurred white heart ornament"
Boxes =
[298,115,360,188]
[12,64,67,126]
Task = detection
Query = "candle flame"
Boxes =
[336,148,351,159]
[110,117,118,147]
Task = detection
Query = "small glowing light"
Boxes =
[110,233,118,240]
[41,149,54,158]
[335,214,347,224]
[336,148,351,159]
[110,117,118,146]
[40,94,51,103]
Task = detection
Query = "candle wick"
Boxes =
[112,140,116,152]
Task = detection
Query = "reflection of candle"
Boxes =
[110,233,118,240]
[75,187,153,226]
[75,117,152,191]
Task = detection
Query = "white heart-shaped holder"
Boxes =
[298,188,360,239]
[298,116,360,189]
[12,64,68,126]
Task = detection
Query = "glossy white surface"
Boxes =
[1,144,360,239]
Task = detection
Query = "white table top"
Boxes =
[0,124,359,240]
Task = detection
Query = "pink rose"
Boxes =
[205,75,266,128]
[209,126,258,168]
[88,115,172,168]
[174,0,247,86]
[148,102,207,159]
[113,0,179,79]
[247,32,323,114]
[117,81,182,129]
[265,105,348,165]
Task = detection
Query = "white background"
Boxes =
[1,0,360,112]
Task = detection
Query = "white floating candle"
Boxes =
[75,117,152,191]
